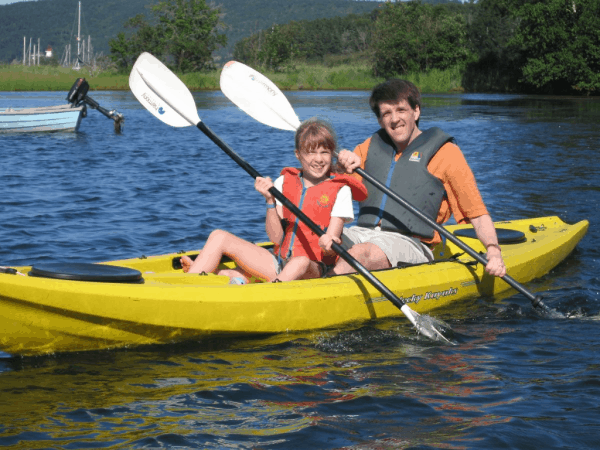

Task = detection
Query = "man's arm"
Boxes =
[470,214,506,277]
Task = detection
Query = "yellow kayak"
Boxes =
[0,216,588,356]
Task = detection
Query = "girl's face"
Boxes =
[295,145,332,183]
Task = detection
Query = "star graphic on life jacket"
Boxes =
[317,194,330,207]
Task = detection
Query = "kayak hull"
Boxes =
[0,216,588,356]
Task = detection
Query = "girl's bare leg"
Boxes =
[185,230,277,281]
[275,256,321,282]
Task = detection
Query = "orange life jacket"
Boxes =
[275,167,368,265]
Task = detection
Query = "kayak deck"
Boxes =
[0,216,589,356]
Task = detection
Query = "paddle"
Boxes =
[129,52,451,342]
[220,60,552,314]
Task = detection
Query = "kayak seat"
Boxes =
[453,227,526,244]
[28,262,143,283]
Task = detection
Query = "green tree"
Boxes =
[462,0,521,92]
[256,24,300,70]
[153,0,227,72]
[233,13,376,69]
[109,0,226,72]
[372,2,472,77]
[508,0,600,94]
[109,14,160,70]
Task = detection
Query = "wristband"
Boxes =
[266,202,276,209]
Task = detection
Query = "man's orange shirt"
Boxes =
[353,136,489,245]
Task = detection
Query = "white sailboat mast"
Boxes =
[77,1,81,62]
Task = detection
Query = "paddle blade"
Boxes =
[401,305,454,344]
[220,61,301,132]
[129,52,200,128]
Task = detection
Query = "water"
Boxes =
[1,90,599,449]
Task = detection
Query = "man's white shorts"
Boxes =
[342,226,433,267]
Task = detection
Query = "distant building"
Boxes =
[45,45,53,58]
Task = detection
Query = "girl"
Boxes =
[181,118,367,283]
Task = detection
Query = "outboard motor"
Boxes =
[66,78,90,106]
[66,77,125,133]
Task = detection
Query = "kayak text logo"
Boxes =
[367,287,459,305]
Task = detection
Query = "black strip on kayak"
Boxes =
[28,262,143,283]
[453,227,526,244]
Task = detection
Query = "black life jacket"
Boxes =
[356,127,454,239]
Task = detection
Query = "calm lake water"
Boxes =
[0,89,599,449]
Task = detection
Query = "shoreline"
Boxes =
[0,63,466,94]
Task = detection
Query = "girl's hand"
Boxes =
[319,234,341,254]
[255,177,275,202]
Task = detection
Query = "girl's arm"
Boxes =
[265,204,284,245]
[318,216,345,253]
[319,185,353,252]
[255,177,284,245]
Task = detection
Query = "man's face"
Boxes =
[377,99,421,151]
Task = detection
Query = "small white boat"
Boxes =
[0,78,124,134]
[0,104,85,133]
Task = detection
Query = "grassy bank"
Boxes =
[0,63,465,93]
[0,64,129,91]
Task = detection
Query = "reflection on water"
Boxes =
[0,91,599,448]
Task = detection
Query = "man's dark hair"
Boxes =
[369,79,422,121]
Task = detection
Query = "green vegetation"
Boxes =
[0,61,464,93]
[509,0,600,94]
[0,0,386,64]
[233,0,600,95]
[2,0,598,95]
[109,0,227,72]
[0,64,215,91]
[0,64,125,91]
[372,2,472,77]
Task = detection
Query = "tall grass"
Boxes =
[1,63,465,93]
[406,66,465,93]
[0,64,129,91]
[264,62,382,90]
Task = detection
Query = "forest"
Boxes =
[2,0,598,95]
[0,0,387,63]
[231,0,600,94]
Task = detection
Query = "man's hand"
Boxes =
[337,149,361,173]
[485,245,506,277]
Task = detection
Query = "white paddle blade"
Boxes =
[129,52,200,128]
[220,61,301,132]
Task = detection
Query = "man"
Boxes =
[333,78,506,278]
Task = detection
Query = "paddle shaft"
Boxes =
[352,165,544,308]
[197,121,409,311]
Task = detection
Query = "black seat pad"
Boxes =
[453,227,526,244]
[28,262,143,283]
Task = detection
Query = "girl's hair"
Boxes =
[294,117,337,154]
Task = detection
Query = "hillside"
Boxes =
[0,0,385,64]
